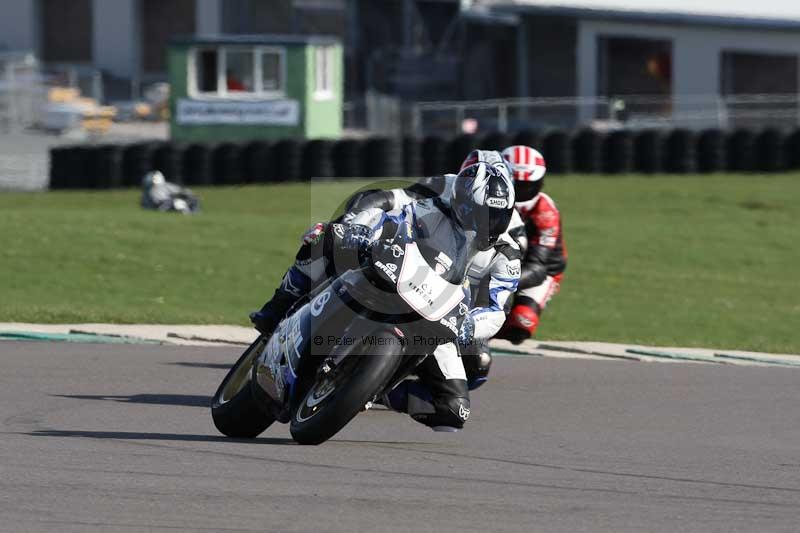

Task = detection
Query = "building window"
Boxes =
[196,49,218,93]
[225,50,255,92]
[262,51,283,92]
[314,46,335,100]
[189,47,285,98]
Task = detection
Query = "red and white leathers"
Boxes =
[500,146,567,343]
[507,192,567,337]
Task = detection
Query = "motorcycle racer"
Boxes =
[253,162,517,431]
[497,145,567,344]
[252,150,522,391]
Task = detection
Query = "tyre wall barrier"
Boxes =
[603,130,634,174]
[183,143,214,185]
[754,129,785,172]
[49,146,71,189]
[481,131,513,152]
[511,129,542,152]
[212,143,245,185]
[65,146,92,188]
[572,129,604,173]
[48,128,800,189]
[633,130,663,174]
[122,142,158,187]
[243,141,272,183]
[696,129,726,173]
[663,129,696,173]
[542,130,571,174]
[303,139,335,180]
[726,129,756,172]
[447,134,479,172]
[93,144,125,188]
[422,136,448,177]
[332,139,363,178]
[154,143,185,184]
[364,137,403,178]
[402,136,422,178]
[273,139,302,182]
[784,129,800,170]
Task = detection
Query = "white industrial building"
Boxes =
[476,1,800,126]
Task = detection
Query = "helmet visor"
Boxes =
[455,199,512,251]
[514,180,542,203]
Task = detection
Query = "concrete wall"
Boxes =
[577,19,800,123]
[0,0,38,53]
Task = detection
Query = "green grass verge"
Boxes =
[1,175,798,353]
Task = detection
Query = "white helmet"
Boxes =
[459,149,513,180]
[452,162,515,251]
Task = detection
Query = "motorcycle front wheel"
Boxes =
[211,336,276,438]
[289,332,402,445]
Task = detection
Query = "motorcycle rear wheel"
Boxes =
[211,337,276,438]
[289,340,401,445]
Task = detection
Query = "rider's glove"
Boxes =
[457,312,475,348]
[341,224,373,252]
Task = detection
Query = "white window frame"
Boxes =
[314,45,335,100]
[188,46,287,100]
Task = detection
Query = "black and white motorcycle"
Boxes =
[211,216,471,445]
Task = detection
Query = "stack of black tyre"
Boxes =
[48,127,800,189]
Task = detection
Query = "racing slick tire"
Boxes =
[211,337,276,438]
[289,329,403,445]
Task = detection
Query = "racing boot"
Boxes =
[461,339,492,391]
[382,378,469,432]
[250,266,310,337]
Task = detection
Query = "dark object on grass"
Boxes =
[141,171,199,214]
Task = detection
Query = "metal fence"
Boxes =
[344,93,800,137]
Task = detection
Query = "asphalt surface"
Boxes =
[1,341,799,532]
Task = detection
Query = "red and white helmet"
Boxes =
[501,145,546,203]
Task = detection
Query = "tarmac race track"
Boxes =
[1,341,799,532]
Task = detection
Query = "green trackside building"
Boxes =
[168,34,342,142]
